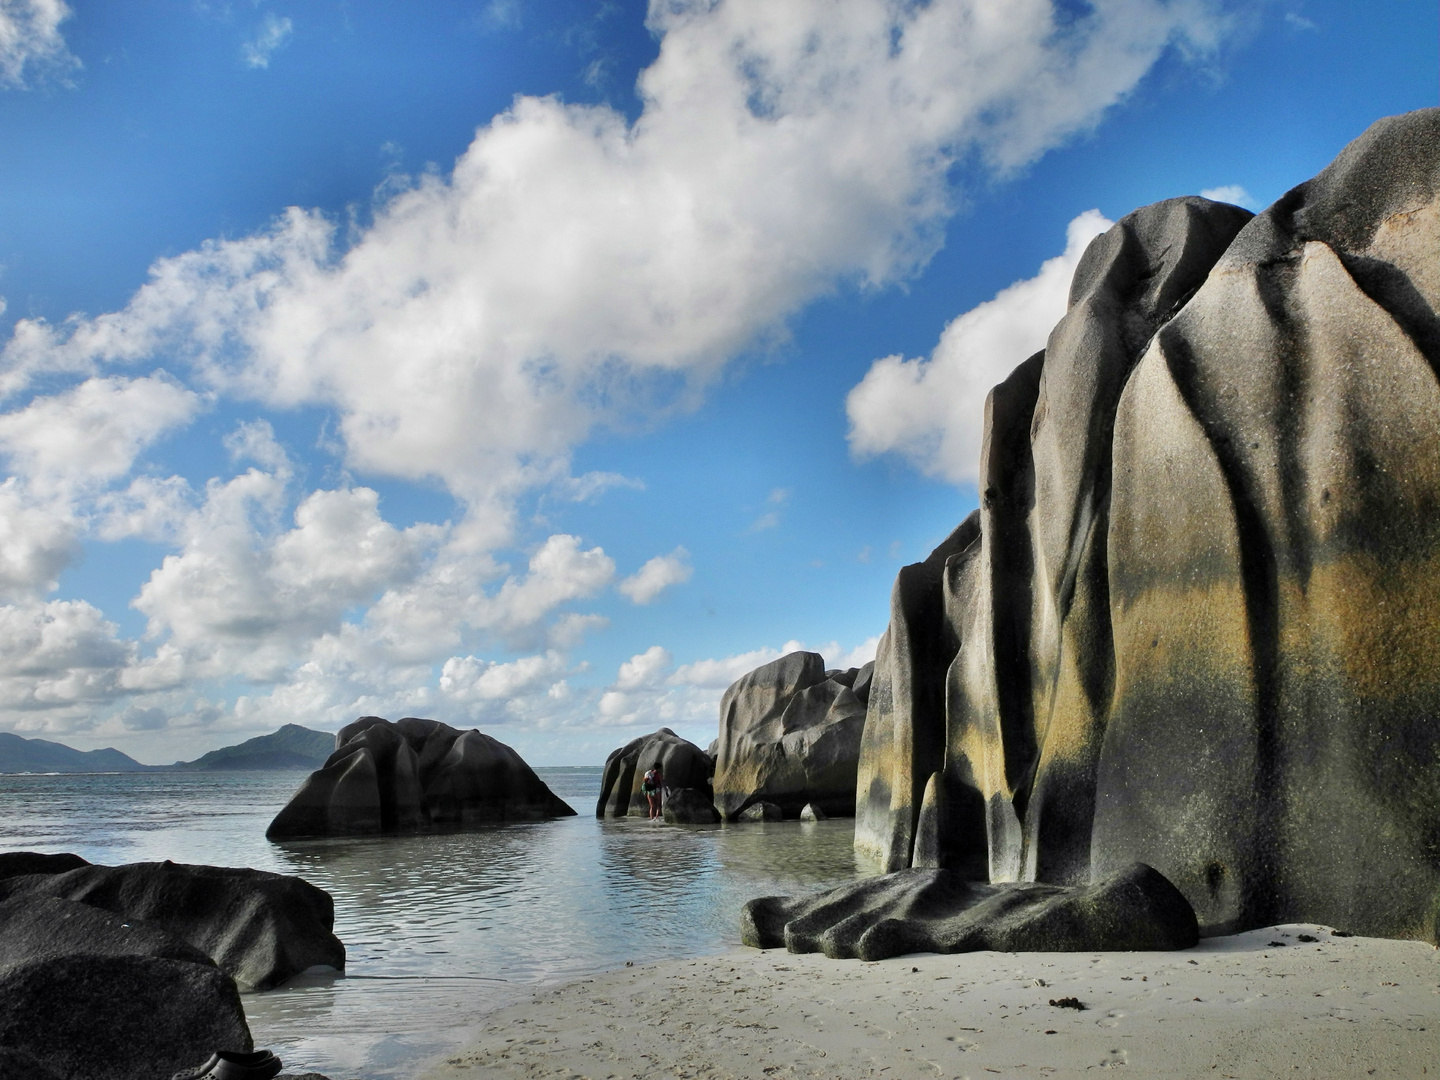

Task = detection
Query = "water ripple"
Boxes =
[0,767,874,1078]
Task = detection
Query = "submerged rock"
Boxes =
[267,717,575,839]
[741,862,1198,961]
[848,108,1440,943]
[0,854,344,991]
[713,653,872,820]
[597,728,718,823]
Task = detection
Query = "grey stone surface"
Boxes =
[799,803,826,822]
[0,894,214,971]
[741,863,1197,961]
[738,801,784,822]
[268,717,575,839]
[713,652,870,820]
[0,856,344,991]
[0,953,250,1080]
[597,728,717,822]
[846,108,1440,943]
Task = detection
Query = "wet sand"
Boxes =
[419,924,1440,1080]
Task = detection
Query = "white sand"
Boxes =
[419,924,1440,1080]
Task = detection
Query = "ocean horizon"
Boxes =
[0,767,874,1078]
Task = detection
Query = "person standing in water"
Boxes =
[641,762,664,819]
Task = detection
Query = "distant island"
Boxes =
[0,724,334,774]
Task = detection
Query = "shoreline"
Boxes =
[418,924,1440,1080]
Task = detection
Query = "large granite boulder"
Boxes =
[0,954,250,1080]
[0,854,344,990]
[267,716,575,838]
[597,729,719,823]
[742,862,1197,960]
[713,652,872,820]
[0,890,252,1080]
[850,108,1440,943]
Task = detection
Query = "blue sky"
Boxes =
[0,0,1433,765]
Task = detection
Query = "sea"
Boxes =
[0,768,876,1078]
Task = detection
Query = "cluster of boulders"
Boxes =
[712,653,872,821]
[268,716,576,839]
[746,107,1440,954]
[597,728,720,823]
[0,853,342,1080]
[595,653,874,825]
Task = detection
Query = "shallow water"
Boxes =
[0,768,874,1078]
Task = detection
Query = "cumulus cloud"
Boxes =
[592,635,881,738]
[0,0,1232,746]
[241,13,293,69]
[440,649,567,704]
[1,0,1226,505]
[617,547,692,604]
[489,535,615,641]
[1200,184,1259,210]
[0,481,78,600]
[596,645,675,726]
[0,0,79,89]
[0,374,201,497]
[0,600,133,715]
[846,209,1114,484]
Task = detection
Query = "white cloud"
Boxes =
[669,635,877,690]
[489,534,615,640]
[0,0,1233,748]
[596,644,675,726]
[94,475,194,544]
[0,374,201,497]
[0,600,133,714]
[439,649,567,703]
[594,634,880,738]
[0,0,79,89]
[241,13,292,69]
[552,471,645,503]
[670,641,805,690]
[1,0,1227,507]
[0,481,77,600]
[1200,184,1259,211]
[617,546,692,604]
[846,209,1113,484]
[132,466,442,682]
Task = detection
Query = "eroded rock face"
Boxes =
[267,717,576,839]
[853,108,1440,943]
[742,862,1197,960]
[597,728,718,823]
[713,653,872,820]
[0,869,255,1080]
[0,954,251,1080]
[0,855,344,991]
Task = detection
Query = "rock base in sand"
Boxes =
[741,862,1198,960]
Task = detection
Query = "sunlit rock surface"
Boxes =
[742,862,1197,960]
[713,652,872,820]
[0,854,343,991]
[267,716,575,839]
[849,108,1440,944]
[597,728,718,823]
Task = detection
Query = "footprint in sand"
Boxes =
[1099,1047,1129,1069]
[1097,1010,1126,1028]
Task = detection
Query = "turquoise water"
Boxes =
[0,768,874,1078]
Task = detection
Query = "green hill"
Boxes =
[0,732,150,774]
[170,724,335,771]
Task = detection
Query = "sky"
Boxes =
[0,0,1433,766]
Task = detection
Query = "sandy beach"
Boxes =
[420,925,1439,1080]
